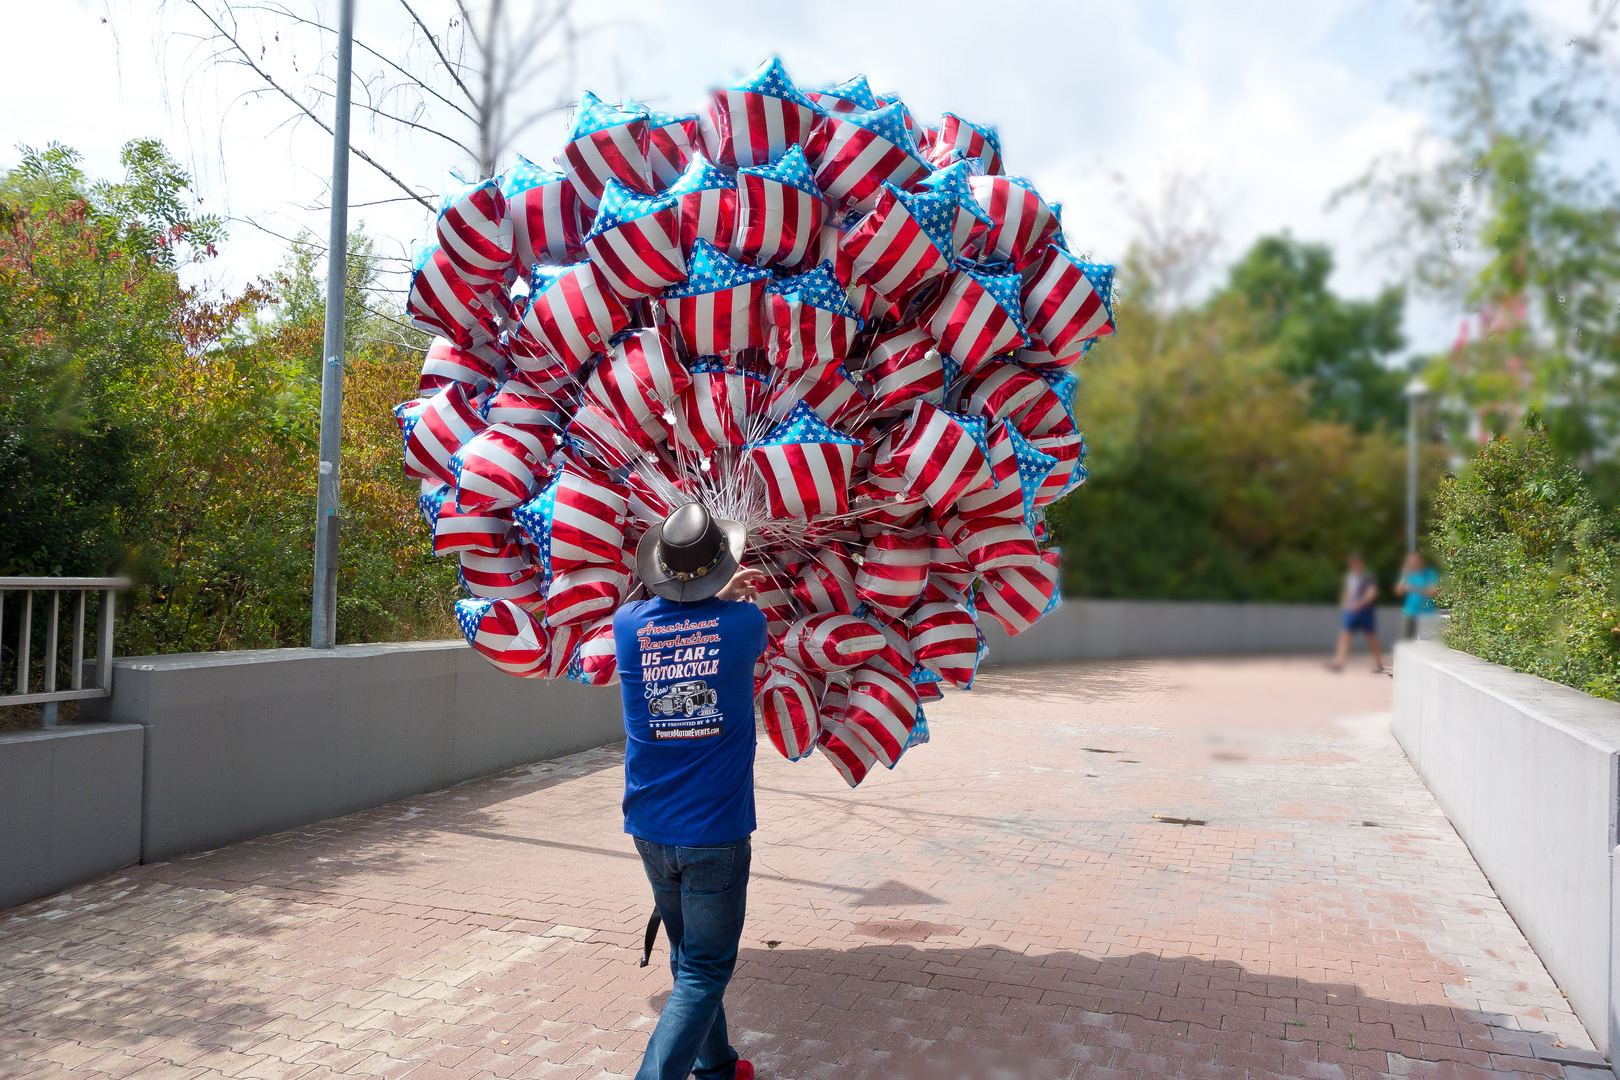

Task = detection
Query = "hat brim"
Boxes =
[636,515,747,602]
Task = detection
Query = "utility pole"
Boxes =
[1404,377,1428,555]
[311,0,355,649]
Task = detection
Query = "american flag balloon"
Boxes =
[844,663,920,768]
[978,550,1062,636]
[804,74,880,114]
[584,180,687,298]
[566,613,620,686]
[703,57,821,170]
[765,262,861,371]
[906,602,983,689]
[927,113,1004,176]
[854,532,932,618]
[925,263,1030,372]
[558,91,654,209]
[868,401,993,514]
[407,244,503,346]
[637,103,700,190]
[436,176,513,284]
[758,656,820,762]
[1021,245,1117,358]
[915,161,995,260]
[515,261,629,373]
[456,598,548,677]
[839,183,958,301]
[734,144,828,268]
[455,423,554,513]
[969,175,1061,269]
[513,464,631,577]
[666,154,739,257]
[660,240,773,355]
[746,401,863,518]
[400,57,1114,789]
[781,613,887,673]
[433,501,512,557]
[805,100,930,214]
[502,157,588,271]
[420,336,505,396]
[403,382,488,486]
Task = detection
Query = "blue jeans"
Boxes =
[633,836,751,1080]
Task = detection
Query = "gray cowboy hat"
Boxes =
[635,502,747,602]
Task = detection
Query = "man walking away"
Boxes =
[615,502,766,1080]
[1331,552,1383,673]
[1394,551,1440,640]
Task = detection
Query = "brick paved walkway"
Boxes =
[1,658,1606,1080]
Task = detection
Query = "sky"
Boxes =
[0,0,1605,355]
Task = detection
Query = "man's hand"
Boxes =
[716,566,766,603]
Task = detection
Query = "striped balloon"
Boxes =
[916,162,995,260]
[420,336,505,396]
[734,145,828,268]
[941,512,1041,573]
[436,177,512,284]
[793,547,860,615]
[804,74,879,114]
[455,598,548,677]
[907,602,982,689]
[925,263,1029,372]
[583,326,688,448]
[543,621,585,679]
[844,664,920,768]
[781,613,886,673]
[1029,431,1086,508]
[460,542,544,606]
[758,656,820,762]
[855,532,931,618]
[432,502,511,556]
[817,717,878,788]
[978,551,1062,636]
[403,382,488,486]
[968,175,1060,269]
[545,564,631,627]
[839,184,957,302]
[768,361,865,428]
[965,362,1053,424]
[805,101,930,214]
[868,401,993,515]
[641,106,699,190]
[513,465,630,577]
[659,240,772,355]
[754,566,802,638]
[567,614,620,686]
[702,58,820,170]
[1021,245,1116,358]
[558,91,654,209]
[927,113,1003,175]
[666,154,739,257]
[514,261,629,373]
[503,157,587,271]
[455,423,553,512]
[764,263,861,372]
[746,401,863,519]
[583,181,687,298]
[407,245,503,346]
[863,323,943,416]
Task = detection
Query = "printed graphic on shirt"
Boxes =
[635,616,725,740]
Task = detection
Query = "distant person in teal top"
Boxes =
[1394,551,1440,640]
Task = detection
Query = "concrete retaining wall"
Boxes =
[1393,640,1620,1057]
[0,723,145,911]
[90,641,624,862]
[982,599,1400,665]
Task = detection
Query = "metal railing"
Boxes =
[0,578,129,724]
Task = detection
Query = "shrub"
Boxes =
[1436,424,1620,698]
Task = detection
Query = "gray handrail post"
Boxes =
[97,587,117,692]
[42,590,59,726]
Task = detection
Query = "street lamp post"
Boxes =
[310,0,355,649]
[1404,376,1429,555]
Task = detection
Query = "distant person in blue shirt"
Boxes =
[1331,552,1384,673]
[1394,551,1440,639]
[616,501,765,1080]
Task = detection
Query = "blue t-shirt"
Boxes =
[616,594,768,847]
[1401,568,1440,616]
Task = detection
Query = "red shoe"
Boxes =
[735,1061,754,1080]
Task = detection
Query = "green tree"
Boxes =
[1220,234,1407,431]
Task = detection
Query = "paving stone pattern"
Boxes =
[1,658,1606,1080]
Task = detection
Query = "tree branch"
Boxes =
[398,0,479,108]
